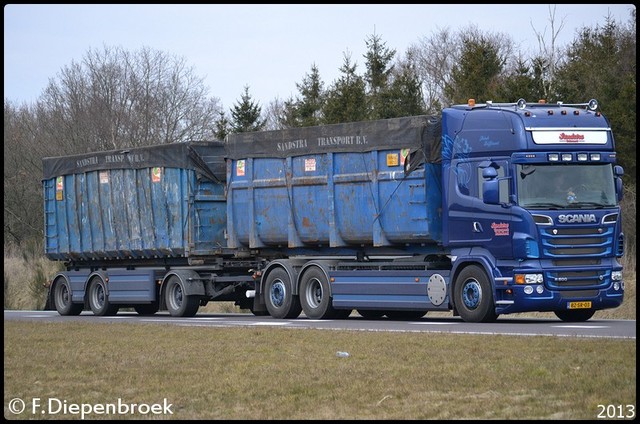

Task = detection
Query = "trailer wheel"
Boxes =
[264,268,301,319]
[165,276,199,317]
[453,265,497,323]
[88,277,119,316]
[134,303,159,316]
[554,309,595,322]
[53,277,83,316]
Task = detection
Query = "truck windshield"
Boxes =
[516,163,617,209]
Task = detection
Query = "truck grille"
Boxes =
[540,227,614,259]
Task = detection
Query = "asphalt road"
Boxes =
[4,310,635,340]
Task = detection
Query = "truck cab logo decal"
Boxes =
[491,222,509,236]
[557,214,597,224]
[559,132,585,142]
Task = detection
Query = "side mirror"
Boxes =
[483,180,500,205]
[614,165,624,202]
[482,167,498,179]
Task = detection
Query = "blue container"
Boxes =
[226,116,443,250]
[43,142,226,261]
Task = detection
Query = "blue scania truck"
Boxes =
[43,99,625,322]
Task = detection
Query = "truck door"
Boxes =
[475,159,512,258]
[447,158,513,258]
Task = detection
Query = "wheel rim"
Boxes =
[168,281,183,311]
[270,279,286,308]
[91,282,106,309]
[56,283,70,307]
[461,279,482,310]
[305,277,323,309]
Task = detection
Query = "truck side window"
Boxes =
[455,161,473,196]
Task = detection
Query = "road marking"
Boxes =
[553,325,609,329]
[410,322,460,325]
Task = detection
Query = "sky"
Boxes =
[4,4,635,110]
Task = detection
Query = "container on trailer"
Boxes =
[225,115,443,250]
[42,142,227,262]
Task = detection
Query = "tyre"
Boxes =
[453,265,497,323]
[357,309,386,319]
[554,309,595,322]
[263,267,301,319]
[299,267,332,319]
[299,266,347,319]
[87,277,119,316]
[165,276,200,317]
[53,277,83,316]
[385,310,428,320]
[134,303,159,316]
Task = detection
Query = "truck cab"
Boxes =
[442,99,625,321]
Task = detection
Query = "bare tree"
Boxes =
[39,45,222,154]
[408,27,457,112]
[409,25,516,109]
[530,5,567,99]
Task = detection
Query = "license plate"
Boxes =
[568,301,592,309]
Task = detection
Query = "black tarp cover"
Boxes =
[226,114,442,163]
[42,141,226,182]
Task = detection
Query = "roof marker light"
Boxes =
[468,99,476,107]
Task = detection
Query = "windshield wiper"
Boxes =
[573,201,612,209]
[523,202,565,209]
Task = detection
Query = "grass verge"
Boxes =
[3,321,636,420]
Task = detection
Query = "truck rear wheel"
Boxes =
[264,268,301,319]
[299,267,332,319]
[454,265,497,323]
[554,309,595,322]
[53,277,83,316]
[299,266,349,319]
[165,276,199,317]
[88,277,119,316]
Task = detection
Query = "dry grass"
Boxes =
[3,321,636,420]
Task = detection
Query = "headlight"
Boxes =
[515,273,544,284]
[611,271,623,281]
[525,273,544,284]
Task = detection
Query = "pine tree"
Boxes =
[363,32,396,119]
[323,52,367,124]
[230,85,266,133]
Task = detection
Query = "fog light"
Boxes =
[536,285,544,294]
[524,286,534,295]
[613,282,620,291]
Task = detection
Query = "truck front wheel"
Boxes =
[165,276,199,317]
[53,277,83,316]
[263,268,301,319]
[454,265,497,323]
